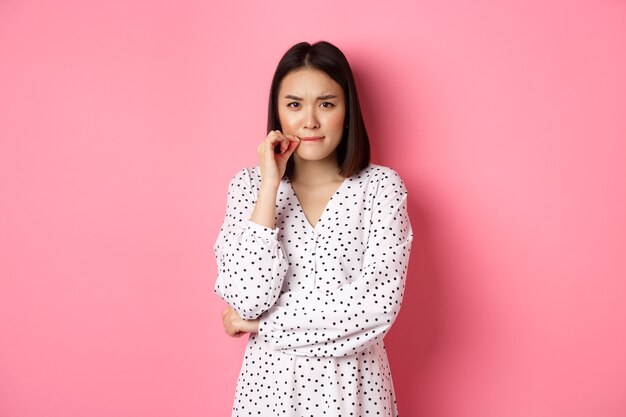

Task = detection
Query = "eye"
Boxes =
[287,102,300,108]
[320,102,335,108]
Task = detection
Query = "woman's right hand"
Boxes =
[257,130,300,188]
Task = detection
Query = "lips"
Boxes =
[300,136,324,141]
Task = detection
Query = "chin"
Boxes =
[294,150,337,163]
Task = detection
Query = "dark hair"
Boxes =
[267,41,370,179]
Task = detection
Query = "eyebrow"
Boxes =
[283,94,338,101]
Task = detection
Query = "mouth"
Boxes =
[299,136,324,142]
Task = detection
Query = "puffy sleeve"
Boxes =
[213,168,289,320]
[257,169,413,357]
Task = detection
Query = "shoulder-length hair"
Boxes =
[267,41,370,179]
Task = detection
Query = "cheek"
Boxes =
[325,110,346,131]
[278,110,298,130]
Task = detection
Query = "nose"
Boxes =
[303,108,319,130]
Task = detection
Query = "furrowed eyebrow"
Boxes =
[283,94,338,101]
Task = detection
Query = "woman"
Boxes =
[214,40,413,416]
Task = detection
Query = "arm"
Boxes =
[213,168,289,320]
[214,132,299,322]
[258,171,413,357]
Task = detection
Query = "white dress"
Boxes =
[214,163,413,417]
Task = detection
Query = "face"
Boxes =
[277,68,346,164]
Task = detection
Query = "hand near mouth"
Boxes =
[258,130,300,188]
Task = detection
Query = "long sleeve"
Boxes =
[257,170,413,357]
[213,168,289,320]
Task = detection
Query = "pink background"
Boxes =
[1,1,625,416]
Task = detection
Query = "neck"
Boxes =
[291,154,344,185]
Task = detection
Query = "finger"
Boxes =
[229,308,241,320]
[285,135,301,147]
[278,136,290,154]
[273,134,298,155]
[224,320,236,336]
[227,322,246,337]
[261,131,279,147]
[272,136,288,152]
[264,134,286,154]
[282,137,301,157]
[266,130,284,141]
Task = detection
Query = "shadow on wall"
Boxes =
[349,46,444,414]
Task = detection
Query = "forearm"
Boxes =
[250,184,279,229]
[214,218,289,319]
[258,282,402,357]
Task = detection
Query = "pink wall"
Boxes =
[1,1,625,416]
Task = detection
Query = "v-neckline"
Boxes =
[286,175,348,232]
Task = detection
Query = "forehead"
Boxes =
[278,68,343,96]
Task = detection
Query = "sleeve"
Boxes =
[213,168,289,320]
[257,170,413,357]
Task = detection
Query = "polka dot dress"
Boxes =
[214,163,413,417]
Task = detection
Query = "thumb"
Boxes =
[283,136,300,157]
